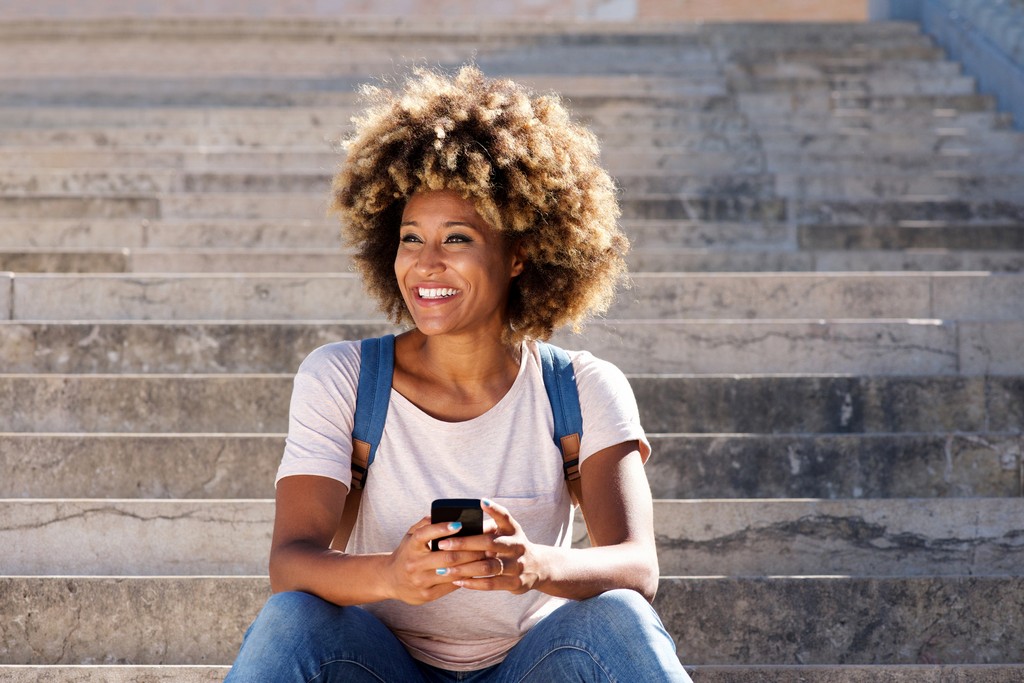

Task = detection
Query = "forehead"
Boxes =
[401,190,486,224]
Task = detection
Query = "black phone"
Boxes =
[430,498,483,551]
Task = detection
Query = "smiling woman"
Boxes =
[224,66,692,682]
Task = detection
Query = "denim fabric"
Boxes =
[224,589,692,682]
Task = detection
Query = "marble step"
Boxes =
[795,199,1024,226]
[7,245,1024,275]
[4,318,1021,376]
[3,432,1021,500]
[776,174,1024,201]
[0,217,792,251]
[799,222,1024,251]
[738,92,997,115]
[8,664,1022,683]
[0,106,1005,135]
[0,374,1020,435]
[759,129,1024,153]
[732,74,977,97]
[0,169,779,198]
[0,192,790,221]
[3,497,1022,576]
[5,272,1024,322]
[2,575,1022,665]
[7,168,1024,203]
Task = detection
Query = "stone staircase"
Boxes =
[1,17,1023,682]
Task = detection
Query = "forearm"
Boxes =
[269,541,394,606]
[532,540,659,602]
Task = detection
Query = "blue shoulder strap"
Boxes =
[537,341,584,506]
[350,334,395,490]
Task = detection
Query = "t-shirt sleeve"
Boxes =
[275,341,361,490]
[571,350,652,468]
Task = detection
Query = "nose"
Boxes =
[415,240,446,275]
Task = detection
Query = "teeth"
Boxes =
[418,287,458,299]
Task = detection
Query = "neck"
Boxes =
[402,330,521,386]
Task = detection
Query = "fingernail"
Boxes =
[438,539,452,550]
[449,522,462,531]
[436,568,449,576]
[482,499,493,507]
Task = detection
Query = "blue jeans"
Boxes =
[225,589,692,682]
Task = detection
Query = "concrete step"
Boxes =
[3,575,1022,665]
[7,245,1024,275]
[799,223,1024,251]
[797,199,1024,226]
[3,432,1020,500]
[729,58,964,80]
[0,374,1020,435]
[759,129,1024,154]
[738,92,998,116]
[4,318,1022,375]
[5,271,1024,322]
[3,664,1024,683]
[0,216,793,251]
[0,169,777,198]
[776,174,1024,202]
[3,497,1021,576]
[733,74,978,98]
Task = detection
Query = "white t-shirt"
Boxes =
[276,338,651,670]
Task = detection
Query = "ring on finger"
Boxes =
[496,557,504,576]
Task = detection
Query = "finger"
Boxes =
[444,556,506,580]
[480,498,517,535]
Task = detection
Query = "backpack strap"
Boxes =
[537,341,584,507]
[333,334,395,550]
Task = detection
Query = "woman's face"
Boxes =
[395,189,524,340]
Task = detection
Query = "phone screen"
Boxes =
[430,498,483,551]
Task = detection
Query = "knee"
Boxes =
[581,589,660,633]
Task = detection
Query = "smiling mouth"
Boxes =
[418,287,459,300]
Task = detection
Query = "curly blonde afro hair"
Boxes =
[331,65,628,342]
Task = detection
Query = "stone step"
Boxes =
[738,92,997,115]
[0,106,1006,135]
[628,248,1024,274]
[4,497,1022,577]
[799,223,1024,251]
[0,374,1019,435]
[766,153,1024,174]
[0,169,778,198]
[4,318,1022,375]
[0,217,792,251]
[3,432,1020,500]
[5,272,1023,322]
[10,664,1024,683]
[729,58,964,80]
[2,575,1022,665]
[796,200,1024,226]
[759,126,1024,149]
[732,74,978,97]
[7,245,1024,275]
[776,174,1024,202]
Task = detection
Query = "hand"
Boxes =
[384,516,487,605]
[438,499,543,595]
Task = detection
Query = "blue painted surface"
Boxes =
[872,0,1024,130]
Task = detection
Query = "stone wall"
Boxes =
[0,0,868,22]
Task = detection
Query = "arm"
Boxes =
[444,439,660,602]
[270,474,484,606]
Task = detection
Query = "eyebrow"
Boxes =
[399,220,479,230]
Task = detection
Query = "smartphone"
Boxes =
[430,498,483,551]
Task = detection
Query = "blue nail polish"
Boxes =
[449,522,462,531]
[436,568,449,576]
[482,499,493,507]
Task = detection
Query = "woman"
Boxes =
[225,66,692,682]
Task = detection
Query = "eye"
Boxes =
[400,233,422,244]
[444,233,471,244]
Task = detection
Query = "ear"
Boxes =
[509,240,527,278]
